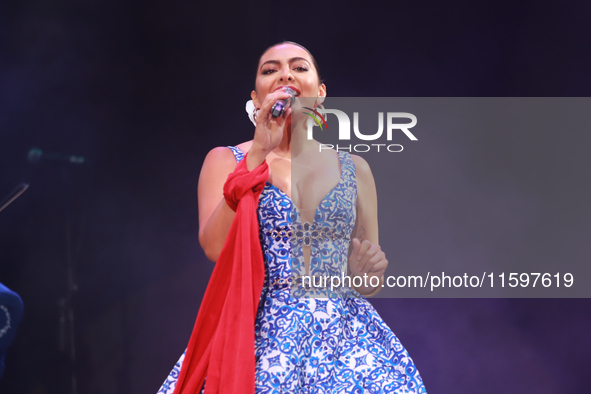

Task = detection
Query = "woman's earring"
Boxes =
[253,108,259,122]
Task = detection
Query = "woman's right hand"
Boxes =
[247,89,293,170]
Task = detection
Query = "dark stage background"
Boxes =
[1,1,590,393]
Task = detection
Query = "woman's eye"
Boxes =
[294,66,308,72]
[262,69,276,75]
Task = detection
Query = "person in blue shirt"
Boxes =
[0,282,24,380]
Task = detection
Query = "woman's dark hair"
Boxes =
[256,41,324,85]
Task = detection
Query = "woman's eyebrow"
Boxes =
[260,57,311,70]
[288,57,311,65]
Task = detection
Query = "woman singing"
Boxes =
[158,41,426,394]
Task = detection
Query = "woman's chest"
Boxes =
[266,152,343,223]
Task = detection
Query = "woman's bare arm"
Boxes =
[197,136,277,262]
[197,146,241,262]
[348,155,387,296]
[198,89,293,261]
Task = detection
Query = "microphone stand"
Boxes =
[57,166,79,394]
[13,150,84,393]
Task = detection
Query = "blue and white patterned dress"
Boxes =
[158,146,426,394]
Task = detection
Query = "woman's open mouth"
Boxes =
[274,86,300,96]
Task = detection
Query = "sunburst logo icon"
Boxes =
[303,107,328,131]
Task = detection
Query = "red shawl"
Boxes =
[172,154,268,394]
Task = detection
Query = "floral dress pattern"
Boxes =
[158,146,426,394]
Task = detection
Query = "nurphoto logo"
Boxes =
[306,109,418,153]
[303,107,329,131]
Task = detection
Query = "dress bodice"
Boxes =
[227,146,358,298]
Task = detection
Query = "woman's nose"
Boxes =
[278,68,293,82]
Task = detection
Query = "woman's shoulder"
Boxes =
[349,154,376,190]
[349,154,372,175]
[203,140,254,165]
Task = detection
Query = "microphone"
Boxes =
[271,87,296,118]
[28,148,86,165]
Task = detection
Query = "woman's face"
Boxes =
[251,43,326,108]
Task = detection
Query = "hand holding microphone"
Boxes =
[247,87,297,170]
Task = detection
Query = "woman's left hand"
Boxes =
[348,238,387,286]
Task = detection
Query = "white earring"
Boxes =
[245,100,258,127]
